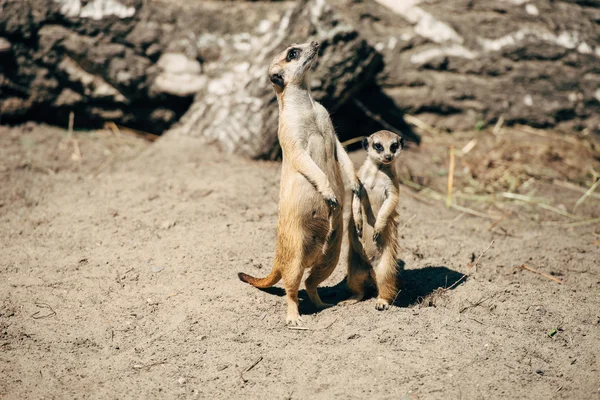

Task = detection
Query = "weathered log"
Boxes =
[165,0,386,159]
[330,0,600,133]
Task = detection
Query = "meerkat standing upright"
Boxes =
[238,41,360,324]
[343,130,404,310]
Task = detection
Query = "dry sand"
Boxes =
[1,124,598,399]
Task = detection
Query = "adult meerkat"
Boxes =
[343,130,404,310]
[238,41,360,324]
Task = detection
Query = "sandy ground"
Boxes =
[1,124,599,399]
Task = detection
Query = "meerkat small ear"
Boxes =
[399,136,405,149]
[269,72,284,88]
[362,137,369,150]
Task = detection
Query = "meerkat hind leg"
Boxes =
[304,229,342,309]
[340,251,369,306]
[282,257,305,325]
[304,259,337,309]
[374,251,398,311]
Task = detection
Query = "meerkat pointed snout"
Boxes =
[344,130,405,310]
[362,131,404,166]
[238,41,361,325]
[267,41,321,92]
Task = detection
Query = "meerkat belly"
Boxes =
[307,133,344,198]
[278,162,332,242]
[357,180,388,262]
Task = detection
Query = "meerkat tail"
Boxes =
[238,268,282,288]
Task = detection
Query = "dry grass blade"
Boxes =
[31,302,57,319]
[403,113,442,135]
[446,145,455,208]
[488,211,513,230]
[461,139,477,154]
[450,204,496,220]
[493,116,504,135]
[399,214,416,231]
[444,240,495,291]
[542,217,600,227]
[553,180,600,199]
[68,111,74,136]
[536,203,581,220]
[573,178,600,212]
[341,136,365,147]
[516,264,562,284]
[500,192,580,219]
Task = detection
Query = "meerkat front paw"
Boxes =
[350,180,363,198]
[375,298,391,311]
[373,228,382,243]
[322,189,339,209]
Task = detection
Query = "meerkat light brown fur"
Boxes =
[238,41,360,324]
[343,130,404,310]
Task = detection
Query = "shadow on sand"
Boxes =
[259,261,465,315]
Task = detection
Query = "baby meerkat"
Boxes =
[238,41,360,324]
[343,130,404,310]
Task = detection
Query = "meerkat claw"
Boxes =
[373,230,381,242]
[375,299,391,311]
[325,196,339,210]
[286,315,303,326]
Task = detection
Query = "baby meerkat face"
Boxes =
[362,130,405,165]
[268,41,320,92]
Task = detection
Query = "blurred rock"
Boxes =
[331,0,600,133]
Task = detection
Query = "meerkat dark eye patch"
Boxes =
[362,137,369,150]
[390,142,398,153]
[286,48,300,62]
[374,142,383,152]
[269,72,284,88]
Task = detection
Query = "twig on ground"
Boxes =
[67,112,82,162]
[132,360,168,370]
[68,111,74,136]
[399,214,416,231]
[104,121,122,139]
[31,303,56,319]
[318,319,337,330]
[90,157,114,177]
[116,125,160,142]
[446,145,455,208]
[515,264,562,284]
[287,326,309,331]
[488,211,513,230]
[240,356,263,383]
[573,178,600,212]
[459,296,492,313]
[444,240,495,291]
